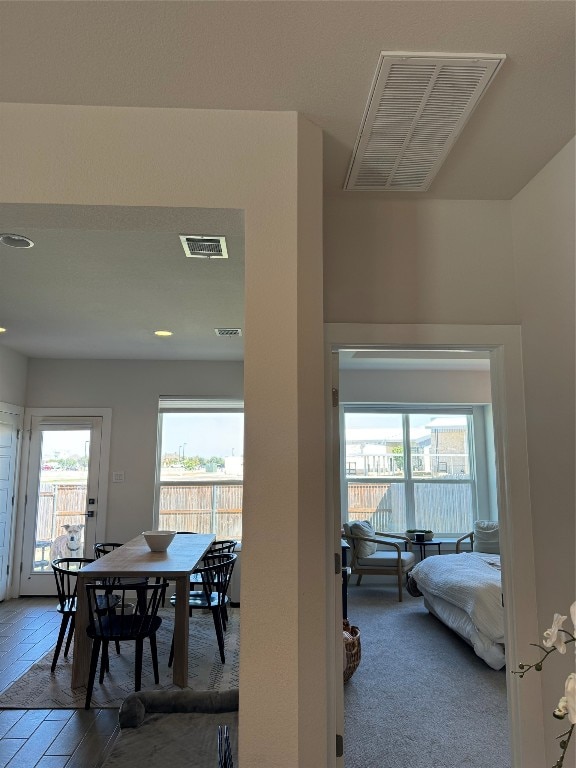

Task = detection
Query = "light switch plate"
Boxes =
[112,472,125,483]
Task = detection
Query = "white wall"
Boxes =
[1,103,326,768]
[511,137,575,765]
[324,198,515,324]
[25,359,243,542]
[0,345,28,406]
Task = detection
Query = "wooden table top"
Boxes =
[78,533,215,578]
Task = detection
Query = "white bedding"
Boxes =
[410,552,505,648]
[422,592,506,670]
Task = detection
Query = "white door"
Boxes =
[19,416,105,595]
[0,407,23,601]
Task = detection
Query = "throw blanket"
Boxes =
[410,552,504,643]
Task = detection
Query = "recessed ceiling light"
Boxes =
[0,233,34,248]
[154,330,173,337]
[0,328,6,334]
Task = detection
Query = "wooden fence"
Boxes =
[347,481,472,534]
[159,483,243,539]
[36,483,87,542]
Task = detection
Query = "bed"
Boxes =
[408,550,506,670]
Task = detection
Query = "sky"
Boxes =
[40,412,245,461]
[161,413,244,458]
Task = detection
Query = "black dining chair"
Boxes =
[168,552,237,665]
[84,580,167,709]
[218,724,234,768]
[51,557,121,672]
[189,540,238,627]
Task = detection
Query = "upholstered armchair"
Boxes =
[456,520,500,554]
[342,520,416,602]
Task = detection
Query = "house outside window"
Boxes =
[155,401,244,539]
[344,408,484,536]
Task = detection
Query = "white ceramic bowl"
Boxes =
[142,530,176,552]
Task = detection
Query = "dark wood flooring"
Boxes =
[0,597,119,768]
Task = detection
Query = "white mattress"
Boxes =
[410,552,506,669]
[422,590,506,670]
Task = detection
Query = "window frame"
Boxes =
[153,399,244,537]
[342,405,490,536]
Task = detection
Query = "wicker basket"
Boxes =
[343,620,361,683]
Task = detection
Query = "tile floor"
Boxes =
[0,597,119,768]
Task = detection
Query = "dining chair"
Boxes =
[208,539,238,555]
[51,557,121,672]
[218,724,235,768]
[189,540,238,613]
[168,552,237,665]
[84,580,167,709]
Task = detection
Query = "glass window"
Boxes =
[343,408,477,536]
[157,408,244,540]
[344,412,405,479]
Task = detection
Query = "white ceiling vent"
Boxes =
[214,328,242,337]
[344,52,506,192]
[179,235,228,259]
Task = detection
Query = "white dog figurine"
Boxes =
[50,523,85,561]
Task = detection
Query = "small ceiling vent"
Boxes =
[179,235,228,259]
[215,328,242,337]
[344,52,506,193]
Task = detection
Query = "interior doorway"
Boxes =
[325,323,545,768]
[335,348,508,766]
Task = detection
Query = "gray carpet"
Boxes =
[344,583,510,768]
[0,607,239,709]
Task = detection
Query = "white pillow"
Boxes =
[473,520,500,554]
[350,520,377,558]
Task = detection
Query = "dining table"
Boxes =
[71,532,215,689]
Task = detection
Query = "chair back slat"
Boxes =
[52,558,94,610]
[217,724,234,768]
[196,553,237,608]
[85,581,166,641]
[209,539,238,556]
[94,543,124,559]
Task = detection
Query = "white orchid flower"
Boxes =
[570,601,576,631]
[554,696,569,719]
[564,673,576,725]
[543,613,568,653]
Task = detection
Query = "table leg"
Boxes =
[71,573,91,688]
[172,575,189,687]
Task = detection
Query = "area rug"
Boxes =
[0,607,239,709]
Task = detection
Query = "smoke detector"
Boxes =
[179,235,228,259]
[344,52,506,192]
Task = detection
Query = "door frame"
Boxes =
[12,407,111,599]
[0,402,24,602]
[325,322,545,768]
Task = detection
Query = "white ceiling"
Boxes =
[0,1,574,361]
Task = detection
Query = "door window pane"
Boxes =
[35,429,90,570]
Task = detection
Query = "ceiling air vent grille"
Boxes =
[344,52,506,192]
[179,235,228,259]
[215,328,242,337]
